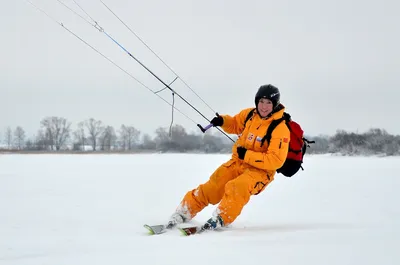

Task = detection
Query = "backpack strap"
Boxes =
[260,112,292,147]
[243,108,256,128]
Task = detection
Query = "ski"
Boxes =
[144,224,204,236]
[144,224,220,236]
[178,226,209,236]
[143,224,168,235]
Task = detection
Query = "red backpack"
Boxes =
[244,110,314,177]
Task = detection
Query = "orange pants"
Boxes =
[177,159,274,225]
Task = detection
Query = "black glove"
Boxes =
[210,115,223,127]
[237,146,247,160]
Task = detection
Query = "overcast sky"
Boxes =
[1,0,399,139]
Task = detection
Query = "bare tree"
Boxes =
[35,129,51,150]
[40,117,71,151]
[99,126,117,151]
[85,118,104,151]
[73,122,86,151]
[4,127,12,149]
[119,125,140,151]
[154,127,170,151]
[203,133,222,153]
[13,126,25,150]
[25,138,35,151]
[141,133,156,150]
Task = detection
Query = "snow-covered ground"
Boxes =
[1,153,399,265]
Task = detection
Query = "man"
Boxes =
[168,84,290,230]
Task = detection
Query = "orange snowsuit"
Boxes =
[178,105,290,225]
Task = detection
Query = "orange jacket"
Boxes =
[220,105,290,172]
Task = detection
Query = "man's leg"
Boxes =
[173,160,238,222]
[215,171,274,226]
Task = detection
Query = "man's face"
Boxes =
[257,98,273,118]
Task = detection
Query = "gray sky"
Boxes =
[1,0,399,139]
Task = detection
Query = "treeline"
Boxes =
[311,129,400,156]
[1,116,399,156]
[1,117,233,153]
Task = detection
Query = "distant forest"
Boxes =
[1,116,399,156]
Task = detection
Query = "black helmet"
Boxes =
[255,84,280,109]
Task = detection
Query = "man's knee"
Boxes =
[226,174,250,190]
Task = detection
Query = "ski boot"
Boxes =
[202,215,224,231]
[166,212,187,229]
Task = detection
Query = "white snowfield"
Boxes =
[1,153,399,265]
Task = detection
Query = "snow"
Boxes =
[1,153,399,265]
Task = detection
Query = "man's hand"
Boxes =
[210,115,223,127]
[237,146,247,160]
